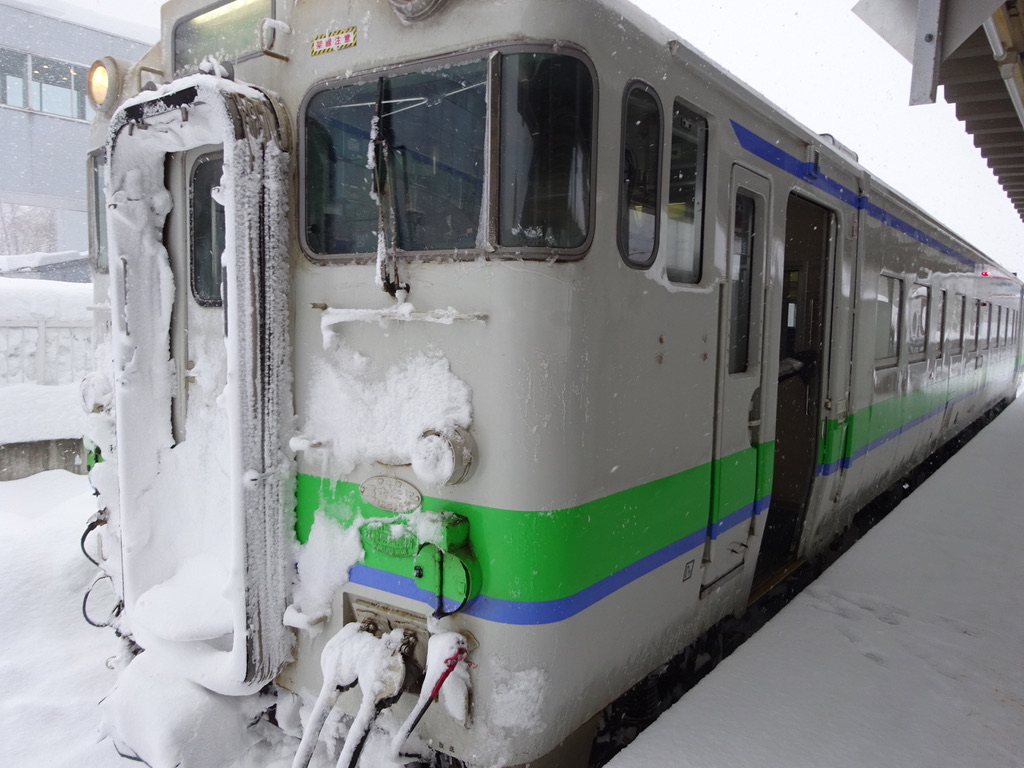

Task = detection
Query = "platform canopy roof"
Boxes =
[856,0,1024,221]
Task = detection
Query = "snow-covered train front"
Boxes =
[82,0,1024,766]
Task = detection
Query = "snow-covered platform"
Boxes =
[608,399,1024,768]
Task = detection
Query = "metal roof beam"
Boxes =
[911,0,945,104]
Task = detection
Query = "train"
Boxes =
[79,0,1024,766]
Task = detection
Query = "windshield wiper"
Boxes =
[372,77,408,298]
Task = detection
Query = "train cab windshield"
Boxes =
[303,50,594,259]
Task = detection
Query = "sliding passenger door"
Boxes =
[702,167,771,592]
[754,194,835,584]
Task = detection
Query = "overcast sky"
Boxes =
[29,0,1024,275]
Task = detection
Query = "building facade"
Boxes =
[0,2,149,255]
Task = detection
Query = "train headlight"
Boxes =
[389,0,449,22]
[87,57,121,113]
[412,426,476,486]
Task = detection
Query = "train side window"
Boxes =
[966,298,980,353]
[728,193,756,373]
[950,293,965,355]
[908,283,929,361]
[937,289,947,357]
[664,100,707,283]
[499,53,594,250]
[874,274,902,367]
[618,83,662,268]
[190,153,225,307]
[980,303,991,350]
[994,306,1003,348]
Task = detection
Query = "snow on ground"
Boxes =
[609,398,1024,768]
[0,470,125,768]
[3,402,1024,767]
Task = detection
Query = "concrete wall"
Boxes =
[0,438,86,481]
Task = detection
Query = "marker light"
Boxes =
[389,0,449,22]
[87,57,122,113]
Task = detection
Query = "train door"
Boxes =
[167,148,226,445]
[701,167,771,593]
[754,193,835,584]
[105,81,292,693]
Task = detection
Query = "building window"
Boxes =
[1,47,91,120]
[1,47,26,108]
[875,274,902,366]
[618,83,662,268]
[665,99,706,283]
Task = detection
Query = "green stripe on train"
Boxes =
[818,359,1015,467]
[295,442,774,604]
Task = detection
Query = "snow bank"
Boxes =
[0,471,125,768]
[0,382,87,442]
[0,277,93,389]
[0,276,92,324]
[98,652,262,768]
[0,251,86,274]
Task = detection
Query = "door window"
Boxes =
[729,193,756,373]
[665,100,707,283]
[618,83,662,267]
[191,154,225,306]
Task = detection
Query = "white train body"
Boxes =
[83,0,1023,765]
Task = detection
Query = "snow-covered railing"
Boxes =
[0,318,92,385]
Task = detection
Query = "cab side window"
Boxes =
[665,100,707,283]
[618,83,662,267]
